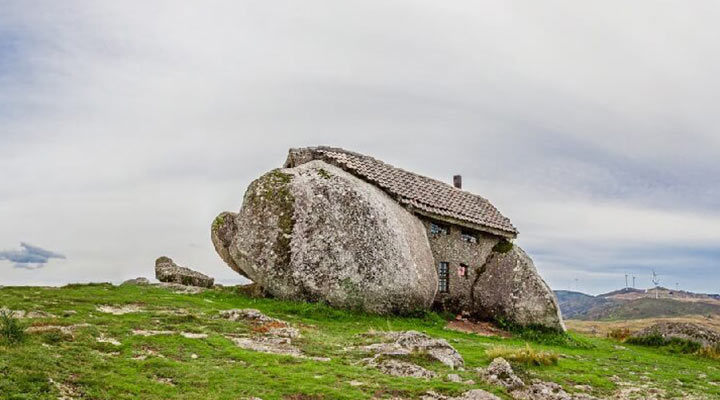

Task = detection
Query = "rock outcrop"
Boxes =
[630,322,720,348]
[211,161,437,314]
[154,257,214,288]
[361,330,464,370]
[471,247,565,331]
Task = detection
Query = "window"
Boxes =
[458,264,469,279]
[438,262,449,293]
[460,230,478,244]
[430,222,449,235]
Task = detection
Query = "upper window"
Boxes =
[438,262,449,293]
[460,230,478,244]
[429,222,449,236]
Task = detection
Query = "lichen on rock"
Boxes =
[211,161,437,314]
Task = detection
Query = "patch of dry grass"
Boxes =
[485,343,559,366]
[565,315,720,337]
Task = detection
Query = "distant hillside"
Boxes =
[555,289,720,320]
[554,290,618,319]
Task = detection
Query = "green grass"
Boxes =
[0,309,25,344]
[1,284,719,399]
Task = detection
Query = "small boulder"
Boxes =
[477,357,524,390]
[155,257,214,288]
[121,277,150,286]
[471,246,565,331]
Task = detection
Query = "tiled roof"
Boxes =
[284,147,518,238]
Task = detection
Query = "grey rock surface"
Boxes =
[478,357,525,390]
[388,331,464,369]
[374,358,437,379]
[631,322,720,347]
[422,389,501,400]
[211,161,437,314]
[121,277,150,286]
[154,257,214,288]
[471,246,565,331]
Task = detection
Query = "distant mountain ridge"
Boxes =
[555,288,720,320]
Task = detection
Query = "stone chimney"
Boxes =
[453,175,462,189]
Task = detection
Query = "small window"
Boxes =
[430,222,449,235]
[460,230,478,244]
[438,262,449,293]
[458,264,469,279]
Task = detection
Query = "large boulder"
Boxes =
[471,246,565,331]
[154,257,214,288]
[211,161,437,314]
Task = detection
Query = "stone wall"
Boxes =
[421,218,500,313]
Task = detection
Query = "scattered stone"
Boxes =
[26,323,91,337]
[63,310,77,317]
[132,348,165,360]
[132,329,174,336]
[25,310,54,319]
[226,335,328,361]
[362,331,464,369]
[374,358,437,379]
[153,376,175,386]
[96,304,143,315]
[477,357,525,390]
[181,332,208,339]
[191,353,198,359]
[121,277,150,285]
[221,309,322,360]
[422,389,501,400]
[155,256,214,288]
[447,374,463,383]
[156,282,206,294]
[219,308,280,324]
[96,334,121,346]
[631,322,720,348]
[49,377,81,400]
[348,380,363,387]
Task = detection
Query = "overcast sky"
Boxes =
[1,1,719,295]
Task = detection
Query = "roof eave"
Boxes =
[411,208,518,239]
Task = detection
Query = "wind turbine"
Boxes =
[632,275,636,289]
[625,273,629,290]
[652,270,661,299]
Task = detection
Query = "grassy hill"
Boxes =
[1,284,720,399]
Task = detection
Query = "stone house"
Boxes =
[283,146,519,313]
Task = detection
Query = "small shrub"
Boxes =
[492,239,514,253]
[0,310,25,344]
[607,328,632,341]
[40,329,71,344]
[317,168,332,179]
[486,343,559,366]
[626,334,701,354]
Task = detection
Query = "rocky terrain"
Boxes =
[2,283,719,399]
